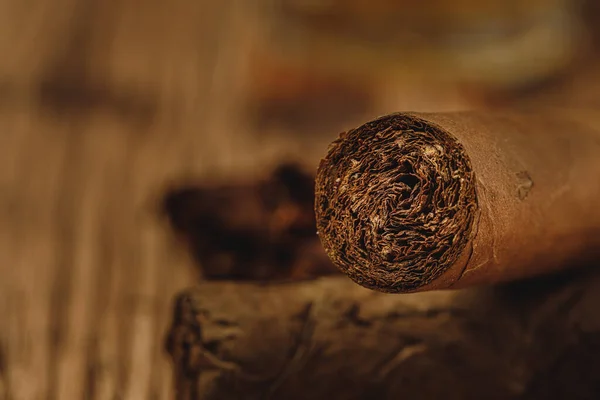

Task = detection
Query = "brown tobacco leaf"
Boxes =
[315,114,478,293]
[163,163,338,281]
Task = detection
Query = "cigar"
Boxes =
[162,163,338,281]
[315,109,600,293]
[166,272,600,400]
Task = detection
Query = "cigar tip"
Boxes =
[315,113,478,293]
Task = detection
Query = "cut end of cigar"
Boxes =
[315,113,478,293]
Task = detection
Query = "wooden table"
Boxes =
[0,1,300,398]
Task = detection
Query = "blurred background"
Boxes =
[0,0,599,398]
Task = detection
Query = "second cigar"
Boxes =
[315,109,600,293]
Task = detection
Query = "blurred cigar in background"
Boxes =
[163,163,337,281]
[315,108,600,293]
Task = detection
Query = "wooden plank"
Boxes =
[0,0,255,398]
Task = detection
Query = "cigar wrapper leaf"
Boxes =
[167,273,600,399]
[315,110,600,293]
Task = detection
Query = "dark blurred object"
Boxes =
[582,0,600,47]
[163,163,338,281]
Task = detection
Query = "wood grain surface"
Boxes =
[0,1,316,399]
